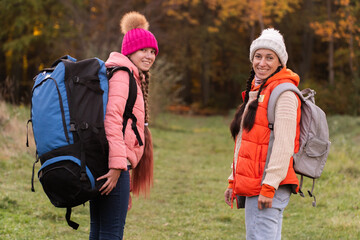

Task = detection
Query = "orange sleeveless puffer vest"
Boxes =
[232,68,301,197]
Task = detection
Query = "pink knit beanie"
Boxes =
[120,12,159,56]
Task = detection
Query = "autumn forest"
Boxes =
[1,0,359,115]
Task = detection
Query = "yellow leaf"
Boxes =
[91,7,97,13]
[208,26,219,33]
[33,26,42,36]
[38,63,44,71]
[23,55,28,70]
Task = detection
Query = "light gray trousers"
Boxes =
[245,185,292,240]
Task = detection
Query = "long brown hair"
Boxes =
[131,70,153,197]
[230,66,282,140]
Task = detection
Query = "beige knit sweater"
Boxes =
[228,90,298,190]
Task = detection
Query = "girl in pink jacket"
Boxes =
[89,12,158,240]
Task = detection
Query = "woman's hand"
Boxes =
[224,188,233,206]
[97,169,122,195]
[258,194,273,209]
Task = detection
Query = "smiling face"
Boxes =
[129,48,156,72]
[252,49,282,80]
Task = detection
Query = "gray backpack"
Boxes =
[264,83,331,207]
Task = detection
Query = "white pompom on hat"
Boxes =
[249,28,288,66]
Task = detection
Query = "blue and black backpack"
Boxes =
[27,55,143,229]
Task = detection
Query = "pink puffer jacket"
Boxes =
[104,52,145,170]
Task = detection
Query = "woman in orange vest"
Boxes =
[224,28,301,239]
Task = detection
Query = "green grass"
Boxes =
[0,101,359,239]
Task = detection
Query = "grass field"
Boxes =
[0,101,359,239]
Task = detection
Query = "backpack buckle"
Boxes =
[72,76,80,84]
[299,189,305,197]
[80,172,87,181]
[70,122,76,132]
[80,122,89,130]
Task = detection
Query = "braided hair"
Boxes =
[140,71,150,123]
[131,70,153,197]
[230,69,255,140]
[230,66,282,140]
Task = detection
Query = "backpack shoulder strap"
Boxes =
[267,83,303,126]
[262,83,302,183]
[107,66,137,117]
[107,67,143,146]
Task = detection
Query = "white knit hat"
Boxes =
[249,28,288,66]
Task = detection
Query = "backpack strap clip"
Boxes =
[26,119,32,147]
[70,122,76,132]
[298,175,305,197]
[80,172,87,181]
[79,122,89,130]
[31,153,40,192]
[72,76,80,84]
[308,178,317,207]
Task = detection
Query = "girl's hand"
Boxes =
[97,169,122,195]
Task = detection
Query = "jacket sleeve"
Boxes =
[228,134,241,189]
[104,70,130,170]
[262,91,298,190]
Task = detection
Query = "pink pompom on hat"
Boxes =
[120,12,159,56]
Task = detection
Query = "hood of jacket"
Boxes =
[105,51,141,84]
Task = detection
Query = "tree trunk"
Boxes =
[201,41,210,107]
[327,0,335,86]
[183,42,193,105]
[258,13,264,31]
[299,0,314,82]
[349,31,360,115]
[200,1,211,107]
